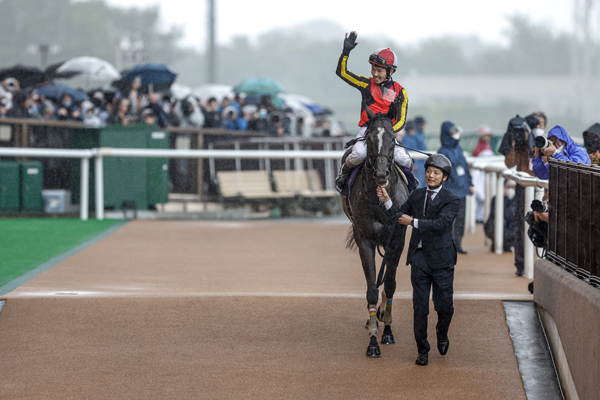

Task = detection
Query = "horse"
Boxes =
[343,111,410,357]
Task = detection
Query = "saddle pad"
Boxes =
[336,165,363,197]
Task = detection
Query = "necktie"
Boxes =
[424,190,434,215]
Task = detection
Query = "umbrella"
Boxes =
[192,84,233,102]
[45,61,80,80]
[36,84,88,102]
[122,63,177,86]
[170,83,192,100]
[278,93,332,116]
[0,65,46,89]
[55,57,121,81]
[232,77,285,96]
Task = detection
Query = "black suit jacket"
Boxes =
[386,187,460,268]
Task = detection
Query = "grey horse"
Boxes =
[343,112,411,357]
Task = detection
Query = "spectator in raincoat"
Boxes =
[438,121,474,254]
[484,180,516,252]
[472,125,495,222]
[532,125,591,180]
[54,94,83,122]
[403,119,428,188]
[6,92,31,119]
[583,123,600,155]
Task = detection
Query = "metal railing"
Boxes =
[547,158,600,287]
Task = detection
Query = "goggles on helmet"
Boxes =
[369,54,395,69]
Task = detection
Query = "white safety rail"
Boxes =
[0,147,426,221]
[502,170,547,279]
[0,147,94,221]
[469,157,549,280]
[2,146,542,279]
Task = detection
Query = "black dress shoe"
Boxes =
[457,248,468,254]
[437,339,449,355]
[415,353,428,365]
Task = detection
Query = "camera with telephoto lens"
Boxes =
[535,135,550,149]
[525,211,548,249]
[508,115,530,144]
[531,199,549,213]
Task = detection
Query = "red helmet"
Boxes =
[368,48,397,70]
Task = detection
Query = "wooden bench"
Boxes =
[216,171,293,199]
[272,170,336,197]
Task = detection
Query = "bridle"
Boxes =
[360,123,396,204]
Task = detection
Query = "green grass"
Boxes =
[0,218,121,288]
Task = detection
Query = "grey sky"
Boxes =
[107,0,574,50]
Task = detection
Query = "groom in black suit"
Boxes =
[378,154,460,366]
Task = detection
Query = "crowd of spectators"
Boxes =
[396,111,599,275]
[0,77,304,137]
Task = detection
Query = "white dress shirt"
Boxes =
[383,185,442,248]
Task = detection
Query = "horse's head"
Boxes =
[365,112,396,188]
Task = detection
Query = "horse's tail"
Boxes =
[345,226,357,251]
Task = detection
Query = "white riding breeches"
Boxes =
[345,126,412,169]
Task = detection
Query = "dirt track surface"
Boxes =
[0,220,530,399]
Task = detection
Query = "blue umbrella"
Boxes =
[233,78,285,96]
[123,63,177,86]
[301,102,332,116]
[36,84,88,102]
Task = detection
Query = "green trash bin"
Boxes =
[70,125,150,210]
[19,161,43,212]
[146,129,170,206]
[0,161,20,212]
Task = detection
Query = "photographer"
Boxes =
[583,123,600,154]
[532,125,591,180]
[525,197,549,253]
[498,115,535,276]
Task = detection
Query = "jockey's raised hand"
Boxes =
[343,31,359,56]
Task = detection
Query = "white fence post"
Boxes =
[535,187,545,201]
[494,171,504,254]
[467,194,476,234]
[95,152,104,221]
[524,186,535,278]
[80,157,89,221]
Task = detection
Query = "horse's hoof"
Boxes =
[366,345,381,357]
[381,334,395,345]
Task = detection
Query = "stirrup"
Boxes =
[336,172,350,191]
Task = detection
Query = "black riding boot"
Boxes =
[335,163,353,191]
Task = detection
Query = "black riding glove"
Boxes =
[342,32,358,56]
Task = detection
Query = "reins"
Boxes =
[374,209,405,288]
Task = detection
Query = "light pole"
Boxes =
[207,0,217,83]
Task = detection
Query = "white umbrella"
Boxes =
[56,56,121,81]
[193,84,234,102]
[170,83,192,100]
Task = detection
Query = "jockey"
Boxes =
[335,31,412,190]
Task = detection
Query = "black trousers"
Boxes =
[410,249,455,355]
[514,185,525,275]
[452,197,467,250]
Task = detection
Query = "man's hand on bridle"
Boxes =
[376,186,390,203]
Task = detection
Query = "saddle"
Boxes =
[339,145,417,225]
